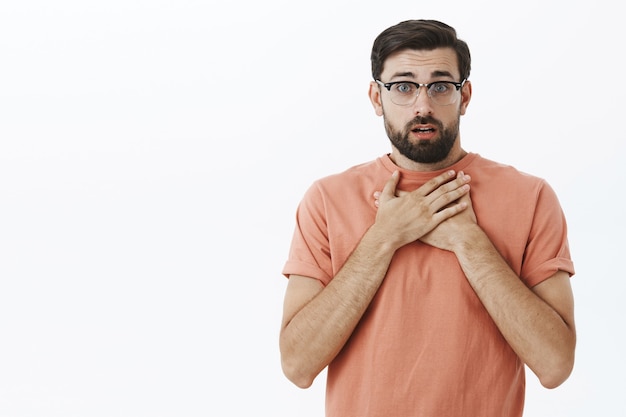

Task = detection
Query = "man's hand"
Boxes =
[419,184,478,252]
[372,170,471,251]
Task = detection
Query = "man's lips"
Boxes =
[410,125,437,139]
[411,125,436,132]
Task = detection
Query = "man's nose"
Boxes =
[411,86,434,115]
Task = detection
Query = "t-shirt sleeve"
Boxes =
[520,180,575,287]
[282,182,333,286]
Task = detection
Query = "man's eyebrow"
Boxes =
[389,71,415,79]
[389,70,456,80]
[431,70,455,78]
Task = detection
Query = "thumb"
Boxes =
[379,170,400,204]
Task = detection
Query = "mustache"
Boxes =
[407,116,442,127]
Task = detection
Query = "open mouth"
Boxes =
[412,127,435,133]
[409,125,438,141]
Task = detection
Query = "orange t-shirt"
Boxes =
[283,153,574,417]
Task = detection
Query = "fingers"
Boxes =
[431,171,472,219]
[434,197,468,219]
[419,170,458,196]
[377,170,400,205]
[432,172,471,208]
[374,170,471,208]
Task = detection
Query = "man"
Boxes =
[279,19,575,417]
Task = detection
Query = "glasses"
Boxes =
[375,79,466,106]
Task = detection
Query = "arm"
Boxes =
[420,179,576,388]
[280,170,471,388]
[279,231,396,389]
[454,229,576,388]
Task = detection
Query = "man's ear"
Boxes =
[368,81,384,116]
[459,80,472,115]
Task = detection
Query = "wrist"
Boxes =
[453,224,488,257]
[363,223,403,254]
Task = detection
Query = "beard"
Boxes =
[384,114,460,164]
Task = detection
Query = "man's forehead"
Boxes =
[382,48,459,79]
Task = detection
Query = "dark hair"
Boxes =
[371,20,471,81]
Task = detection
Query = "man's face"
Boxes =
[369,47,471,165]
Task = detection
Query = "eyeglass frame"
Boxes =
[375,79,467,106]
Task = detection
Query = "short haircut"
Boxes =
[371,19,471,81]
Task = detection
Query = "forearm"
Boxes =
[280,226,396,388]
[455,226,576,388]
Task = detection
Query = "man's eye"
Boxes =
[431,83,450,94]
[394,83,414,94]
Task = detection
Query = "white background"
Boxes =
[0,0,624,416]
